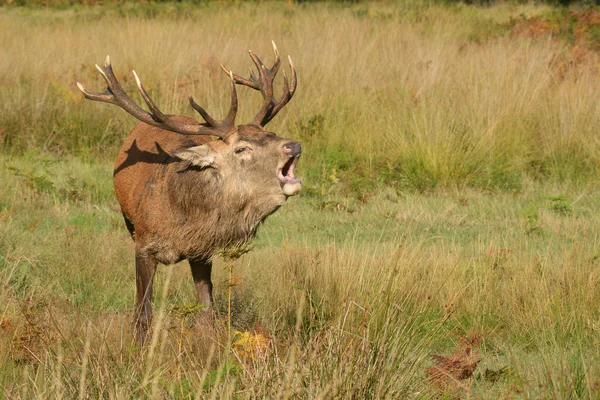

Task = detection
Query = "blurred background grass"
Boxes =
[2,1,600,398]
[2,1,600,196]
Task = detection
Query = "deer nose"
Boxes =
[283,142,302,157]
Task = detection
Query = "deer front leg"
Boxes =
[134,251,157,344]
[189,258,213,312]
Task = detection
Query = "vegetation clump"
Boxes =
[2,1,600,398]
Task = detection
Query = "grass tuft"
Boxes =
[3,2,600,398]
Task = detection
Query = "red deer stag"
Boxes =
[77,43,301,343]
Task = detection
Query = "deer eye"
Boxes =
[235,147,248,155]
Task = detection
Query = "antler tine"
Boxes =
[222,42,297,127]
[261,55,297,125]
[220,43,280,92]
[248,51,266,74]
[220,63,258,90]
[189,71,238,129]
[287,55,298,94]
[78,56,231,138]
[189,96,219,127]
[132,70,168,123]
[270,40,282,76]
[251,63,275,126]
[223,71,239,127]
[79,56,149,115]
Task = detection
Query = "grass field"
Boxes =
[2,1,600,398]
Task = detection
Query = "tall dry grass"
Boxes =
[1,2,600,191]
[2,2,600,398]
[1,152,600,397]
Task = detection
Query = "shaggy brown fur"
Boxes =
[79,45,300,343]
[114,118,301,342]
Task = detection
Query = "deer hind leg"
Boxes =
[134,251,157,344]
[189,258,214,312]
[122,212,135,238]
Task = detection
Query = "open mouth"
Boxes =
[278,156,302,196]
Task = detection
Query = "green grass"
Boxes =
[2,1,600,398]
[2,1,600,192]
[2,152,600,398]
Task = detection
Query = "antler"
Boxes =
[223,41,297,127]
[77,56,237,139]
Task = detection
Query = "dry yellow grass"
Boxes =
[2,2,600,189]
[2,2,600,398]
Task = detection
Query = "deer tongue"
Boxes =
[279,156,302,196]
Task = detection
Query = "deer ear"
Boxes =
[174,145,215,168]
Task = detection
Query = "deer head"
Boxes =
[77,42,301,197]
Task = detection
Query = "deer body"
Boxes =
[79,44,300,343]
[115,118,290,264]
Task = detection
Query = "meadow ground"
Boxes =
[2,1,600,398]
